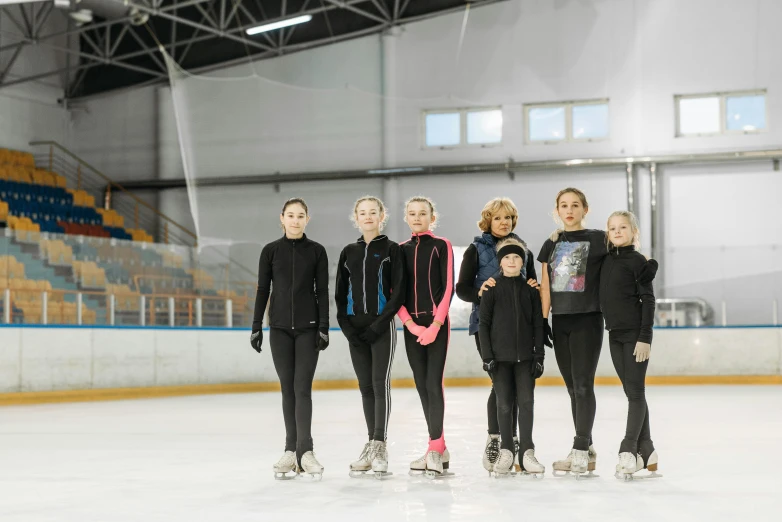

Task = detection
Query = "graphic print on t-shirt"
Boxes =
[550,241,590,292]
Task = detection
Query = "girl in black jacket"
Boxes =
[250,198,330,479]
[335,196,405,477]
[600,211,660,479]
[479,238,546,477]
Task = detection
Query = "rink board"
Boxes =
[0,325,780,404]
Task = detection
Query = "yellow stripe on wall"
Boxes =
[0,375,779,406]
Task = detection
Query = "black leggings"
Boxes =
[269,328,320,460]
[475,335,517,436]
[404,317,448,442]
[552,312,603,451]
[348,318,397,441]
[492,361,536,455]
[609,329,654,456]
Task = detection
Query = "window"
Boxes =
[423,107,503,148]
[425,112,461,147]
[467,109,503,145]
[524,99,609,143]
[675,90,767,136]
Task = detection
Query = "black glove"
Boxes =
[531,355,544,379]
[317,327,330,351]
[482,359,496,376]
[250,330,263,353]
[543,321,553,348]
[359,327,380,345]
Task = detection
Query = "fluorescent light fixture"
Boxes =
[0,0,43,4]
[246,15,312,36]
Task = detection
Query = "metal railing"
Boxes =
[29,140,197,246]
[3,287,247,328]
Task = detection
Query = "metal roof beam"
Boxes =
[323,0,386,24]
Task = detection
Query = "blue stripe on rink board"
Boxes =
[0,324,780,331]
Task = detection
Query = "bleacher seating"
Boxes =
[0,147,151,241]
[0,147,252,326]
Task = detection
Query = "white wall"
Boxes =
[69,85,159,181]
[0,325,779,393]
[0,10,72,153]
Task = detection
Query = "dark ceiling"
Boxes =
[68,0,503,98]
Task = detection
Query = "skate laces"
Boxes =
[486,438,500,463]
[359,442,373,461]
[374,442,388,461]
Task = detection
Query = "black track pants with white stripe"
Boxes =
[348,318,397,441]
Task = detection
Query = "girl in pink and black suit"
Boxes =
[397,196,455,477]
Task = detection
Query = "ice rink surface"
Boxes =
[1,385,780,522]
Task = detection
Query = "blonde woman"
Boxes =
[455,197,539,472]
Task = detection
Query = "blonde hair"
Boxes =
[495,237,525,253]
[606,210,641,249]
[351,195,389,231]
[404,196,439,230]
[477,197,518,233]
[549,187,589,241]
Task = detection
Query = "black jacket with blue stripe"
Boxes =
[335,235,406,338]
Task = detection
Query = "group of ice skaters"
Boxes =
[250,187,661,483]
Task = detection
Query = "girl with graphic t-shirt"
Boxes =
[538,188,608,477]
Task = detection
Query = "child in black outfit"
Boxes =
[478,238,546,476]
[600,210,660,479]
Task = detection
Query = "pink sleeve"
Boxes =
[433,238,454,325]
[397,306,413,325]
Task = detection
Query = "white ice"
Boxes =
[0,385,780,522]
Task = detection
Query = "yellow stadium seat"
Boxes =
[46,301,63,324]
[17,168,32,184]
[0,201,8,221]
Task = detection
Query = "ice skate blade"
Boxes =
[551,468,570,477]
[349,470,393,480]
[423,470,454,480]
[571,471,599,480]
[615,471,662,481]
[297,472,323,481]
[513,470,545,479]
[274,472,298,481]
[491,471,513,479]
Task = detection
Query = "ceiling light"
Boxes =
[246,15,312,36]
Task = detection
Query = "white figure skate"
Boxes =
[491,449,514,478]
[517,449,545,479]
[299,451,324,481]
[370,441,393,480]
[619,450,662,481]
[273,451,298,480]
[483,435,500,474]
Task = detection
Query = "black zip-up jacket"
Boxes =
[251,234,329,332]
[478,275,545,363]
[599,244,658,344]
[335,235,406,337]
[397,231,454,327]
